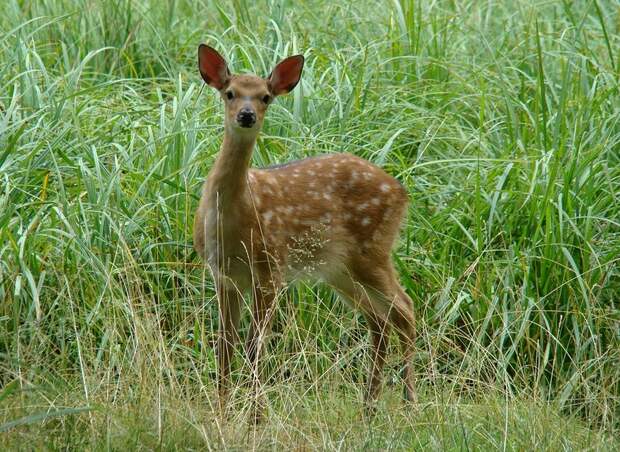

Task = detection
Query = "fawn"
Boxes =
[193,44,416,416]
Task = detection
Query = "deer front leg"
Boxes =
[245,275,280,422]
[246,286,278,370]
[216,282,242,415]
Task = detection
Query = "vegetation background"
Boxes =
[1,0,619,449]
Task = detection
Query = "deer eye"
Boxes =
[262,94,271,104]
[225,91,234,100]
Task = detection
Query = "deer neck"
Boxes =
[207,128,256,210]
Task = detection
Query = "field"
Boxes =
[1,0,619,449]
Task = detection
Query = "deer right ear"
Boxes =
[198,44,230,90]
[268,55,304,96]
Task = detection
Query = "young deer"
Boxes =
[193,44,416,416]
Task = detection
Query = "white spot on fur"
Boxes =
[323,193,331,200]
[361,217,371,226]
[262,210,274,224]
[357,202,368,211]
[380,183,391,192]
[371,197,380,206]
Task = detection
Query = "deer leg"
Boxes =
[353,262,417,404]
[367,272,417,403]
[245,283,278,381]
[389,283,417,403]
[216,282,242,415]
[363,313,390,414]
[245,273,280,422]
[326,272,391,413]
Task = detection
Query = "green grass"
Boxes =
[1,0,619,449]
[1,384,616,450]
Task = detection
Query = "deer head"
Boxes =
[198,44,304,137]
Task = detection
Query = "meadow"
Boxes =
[1,0,619,449]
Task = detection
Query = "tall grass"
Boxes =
[1,0,619,448]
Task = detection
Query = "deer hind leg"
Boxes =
[326,272,391,410]
[352,262,417,404]
[388,281,417,402]
[364,312,390,410]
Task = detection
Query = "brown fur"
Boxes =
[193,45,416,418]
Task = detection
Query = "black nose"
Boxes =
[237,108,256,128]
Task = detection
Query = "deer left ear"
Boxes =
[267,55,304,96]
[198,44,230,90]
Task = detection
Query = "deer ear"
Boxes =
[198,44,230,90]
[267,55,304,96]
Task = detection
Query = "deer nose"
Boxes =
[236,108,256,128]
